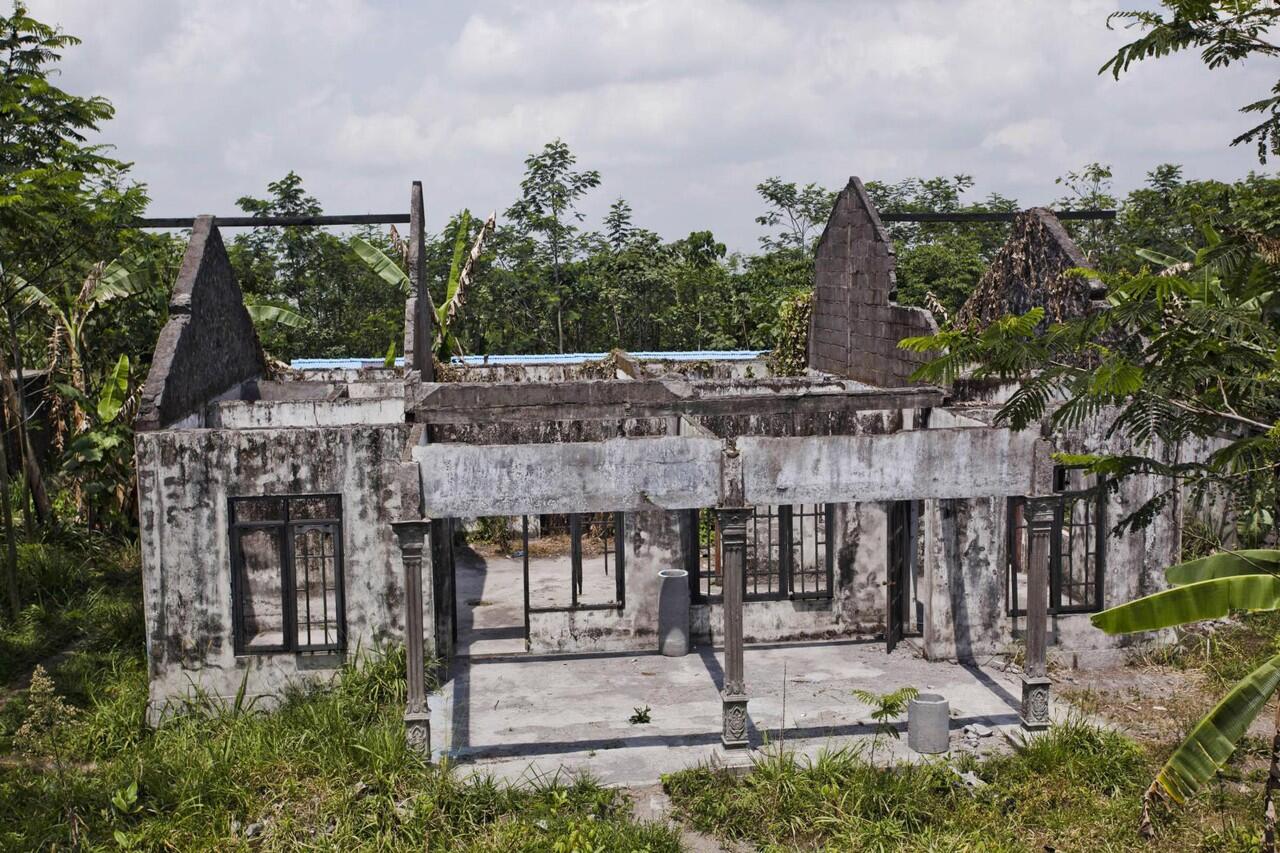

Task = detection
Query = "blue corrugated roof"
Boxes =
[291,350,768,370]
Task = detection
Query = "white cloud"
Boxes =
[38,0,1277,249]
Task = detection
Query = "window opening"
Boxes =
[230,494,344,655]
[1008,468,1106,616]
[687,505,834,603]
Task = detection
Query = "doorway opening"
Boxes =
[451,513,626,657]
[886,500,924,652]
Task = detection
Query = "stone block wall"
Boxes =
[136,217,268,431]
[808,178,938,387]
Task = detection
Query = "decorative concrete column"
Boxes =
[717,506,752,748]
[1021,500,1052,730]
[392,519,432,755]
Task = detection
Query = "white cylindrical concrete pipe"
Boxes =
[907,693,950,754]
[657,568,690,656]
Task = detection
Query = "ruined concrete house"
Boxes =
[136,178,1186,745]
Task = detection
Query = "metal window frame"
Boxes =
[1007,479,1107,617]
[688,504,834,604]
[229,493,346,656]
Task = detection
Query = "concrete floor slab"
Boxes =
[429,639,1029,786]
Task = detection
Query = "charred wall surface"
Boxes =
[136,217,268,431]
[955,208,1105,329]
[136,424,419,716]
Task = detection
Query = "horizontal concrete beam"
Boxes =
[415,426,1038,517]
[739,427,1038,505]
[411,377,942,425]
[415,436,723,516]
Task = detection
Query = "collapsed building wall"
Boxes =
[808,178,938,386]
[955,207,1105,329]
[136,217,267,432]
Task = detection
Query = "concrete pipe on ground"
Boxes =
[907,693,950,754]
[657,568,690,656]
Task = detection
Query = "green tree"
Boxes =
[904,211,1280,840]
[0,2,146,611]
[754,178,836,253]
[1102,1,1280,162]
[865,175,1018,316]
[230,173,404,360]
[505,140,601,353]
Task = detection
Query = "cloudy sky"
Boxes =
[40,0,1278,251]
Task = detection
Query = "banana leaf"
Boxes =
[1091,574,1280,635]
[351,237,410,291]
[97,354,129,423]
[1166,549,1280,586]
[94,254,150,301]
[246,304,305,329]
[383,339,396,368]
[439,211,472,326]
[1153,652,1280,802]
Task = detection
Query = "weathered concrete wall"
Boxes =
[922,497,1009,661]
[207,398,404,429]
[527,510,683,653]
[434,418,670,445]
[528,502,889,652]
[808,177,938,387]
[740,427,1038,505]
[415,437,724,517]
[921,407,1183,666]
[137,217,267,431]
[137,424,419,715]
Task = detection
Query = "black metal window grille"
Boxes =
[229,494,345,655]
[1008,470,1106,616]
[525,512,625,614]
[686,505,834,602]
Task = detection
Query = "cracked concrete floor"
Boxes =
[429,638,1029,786]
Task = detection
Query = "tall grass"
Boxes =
[0,538,679,851]
[663,719,1259,852]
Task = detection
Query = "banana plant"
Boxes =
[1092,548,1280,839]
[350,210,495,361]
[15,254,152,449]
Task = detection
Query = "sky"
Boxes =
[39,0,1280,252]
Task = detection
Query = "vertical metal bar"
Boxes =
[686,510,702,603]
[615,512,625,607]
[282,504,296,652]
[334,516,346,653]
[522,515,530,644]
[1095,479,1107,611]
[1048,499,1064,612]
[778,505,793,598]
[824,503,834,597]
[570,513,581,608]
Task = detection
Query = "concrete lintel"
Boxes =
[414,436,723,516]
[410,378,942,425]
[738,427,1038,504]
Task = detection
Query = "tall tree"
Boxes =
[505,140,601,352]
[0,2,145,601]
[754,178,835,254]
[1103,1,1280,161]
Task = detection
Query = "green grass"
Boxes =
[2,534,1273,851]
[0,537,679,851]
[662,720,1260,852]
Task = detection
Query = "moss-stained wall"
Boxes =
[136,424,419,717]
